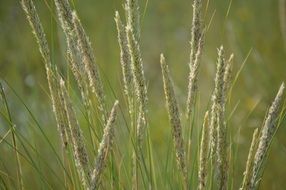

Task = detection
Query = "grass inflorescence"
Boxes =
[0,0,284,189]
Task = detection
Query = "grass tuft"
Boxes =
[1,0,283,189]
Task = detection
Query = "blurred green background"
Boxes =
[0,0,285,189]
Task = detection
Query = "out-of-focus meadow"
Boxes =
[0,0,285,189]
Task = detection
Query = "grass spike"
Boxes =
[114,11,133,113]
[198,111,210,190]
[240,128,259,190]
[250,83,285,190]
[186,34,204,117]
[59,78,91,188]
[72,11,107,120]
[21,0,69,148]
[90,100,119,189]
[160,54,187,187]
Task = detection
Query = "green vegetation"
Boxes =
[0,0,285,189]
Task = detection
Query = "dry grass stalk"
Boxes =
[186,35,204,117]
[59,78,91,188]
[50,70,70,148]
[190,0,203,69]
[114,11,133,113]
[186,0,203,117]
[54,0,74,33]
[216,105,228,190]
[125,1,147,188]
[210,46,226,162]
[208,46,229,190]
[125,0,147,116]
[90,100,119,189]
[72,12,106,119]
[240,128,259,190]
[223,54,234,97]
[126,26,148,143]
[21,0,69,148]
[22,0,286,189]
[54,0,108,146]
[21,0,51,68]
[198,111,210,190]
[160,54,187,184]
[250,83,285,190]
[54,0,90,104]
[212,47,232,190]
[125,0,141,42]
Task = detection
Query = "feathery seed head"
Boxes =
[186,34,204,117]
[49,70,70,149]
[240,128,259,190]
[216,105,228,190]
[187,0,204,117]
[210,46,226,161]
[250,83,285,189]
[59,78,91,188]
[126,0,140,41]
[72,11,106,118]
[214,46,226,106]
[91,100,119,189]
[126,25,147,114]
[190,0,203,68]
[21,0,51,68]
[126,26,148,147]
[54,0,87,91]
[160,54,187,182]
[198,111,210,190]
[54,0,74,34]
[21,0,71,149]
[223,53,234,99]
[115,11,133,105]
